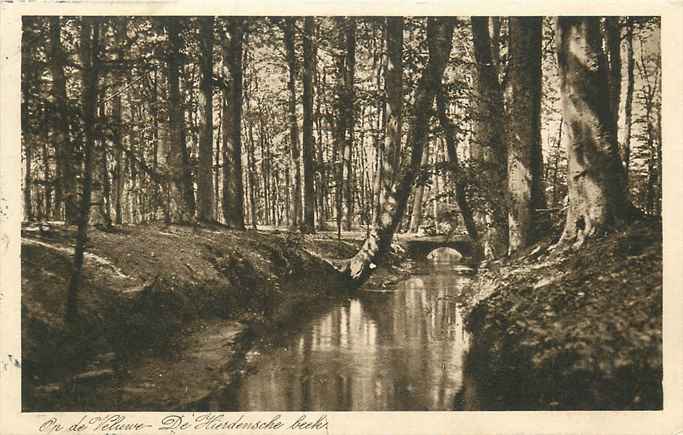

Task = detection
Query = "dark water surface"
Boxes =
[214,263,475,411]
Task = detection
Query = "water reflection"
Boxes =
[231,264,473,411]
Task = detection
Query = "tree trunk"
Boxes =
[333,17,347,238]
[283,18,302,230]
[245,69,259,229]
[66,17,99,322]
[556,17,631,247]
[50,17,78,224]
[301,17,316,233]
[408,144,430,233]
[506,17,547,253]
[248,126,258,229]
[471,16,509,257]
[112,18,126,225]
[623,18,635,182]
[435,85,478,242]
[215,104,222,221]
[165,17,196,222]
[343,18,356,231]
[258,111,270,225]
[313,29,328,229]
[221,17,245,229]
[605,17,622,139]
[342,17,454,282]
[21,21,33,221]
[372,33,385,224]
[93,97,111,228]
[432,143,440,223]
[197,16,215,222]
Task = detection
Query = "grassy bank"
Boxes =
[457,219,663,410]
[21,223,406,411]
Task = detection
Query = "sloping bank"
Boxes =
[21,223,405,411]
[456,219,663,410]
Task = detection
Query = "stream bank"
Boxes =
[21,223,408,411]
[456,219,663,410]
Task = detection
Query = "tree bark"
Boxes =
[605,17,622,140]
[165,17,196,223]
[332,17,348,238]
[66,17,99,322]
[342,17,453,282]
[221,17,245,229]
[93,97,111,228]
[435,85,478,242]
[506,17,547,253]
[623,18,635,182]
[556,17,631,247]
[343,18,356,231]
[408,144,430,233]
[471,16,508,257]
[283,18,302,230]
[21,20,33,221]
[197,16,215,222]
[50,17,78,224]
[111,18,126,225]
[79,19,110,228]
[301,17,316,233]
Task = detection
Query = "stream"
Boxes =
[30,258,480,412]
[200,262,476,411]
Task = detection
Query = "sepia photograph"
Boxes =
[1,2,682,433]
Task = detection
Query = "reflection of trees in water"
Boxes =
[235,273,472,410]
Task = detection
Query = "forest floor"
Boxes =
[20,222,409,411]
[457,218,663,410]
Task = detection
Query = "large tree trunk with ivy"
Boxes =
[221,18,245,229]
[301,17,316,233]
[165,17,196,223]
[470,16,508,258]
[506,17,547,253]
[197,16,215,222]
[340,17,454,282]
[556,17,631,247]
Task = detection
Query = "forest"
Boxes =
[19,15,663,412]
